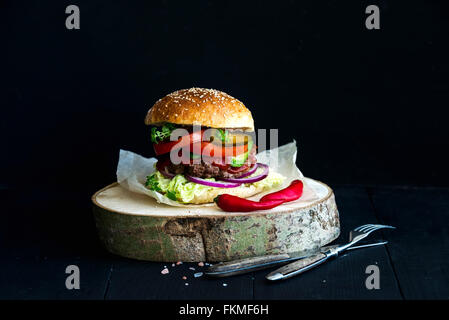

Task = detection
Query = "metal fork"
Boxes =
[345,224,396,249]
[266,223,395,280]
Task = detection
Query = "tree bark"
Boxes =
[92,178,340,262]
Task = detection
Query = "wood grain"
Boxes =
[369,186,449,299]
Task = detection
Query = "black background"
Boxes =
[2,0,449,192]
[1,1,449,301]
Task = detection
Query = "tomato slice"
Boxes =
[153,129,250,161]
[153,130,203,155]
[193,141,248,158]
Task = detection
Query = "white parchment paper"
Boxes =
[116,141,318,207]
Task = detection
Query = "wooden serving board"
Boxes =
[91,178,340,262]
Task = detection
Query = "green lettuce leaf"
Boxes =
[146,171,215,203]
[145,168,286,203]
[151,123,176,143]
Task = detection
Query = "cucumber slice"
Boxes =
[230,140,253,167]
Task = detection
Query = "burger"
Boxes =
[144,88,285,204]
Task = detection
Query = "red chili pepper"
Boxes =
[214,179,304,212]
[214,195,285,212]
[259,180,303,202]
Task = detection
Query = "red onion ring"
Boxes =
[235,163,258,178]
[156,160,175,179]
[186,175,242,188]
[220,163,269,183]
[158,168,175,179]
[157,162,266,187]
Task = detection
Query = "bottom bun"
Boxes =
[190,184,266,204]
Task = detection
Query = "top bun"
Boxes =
[145,88,255,131]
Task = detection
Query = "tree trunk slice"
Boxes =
[91,178,340,262]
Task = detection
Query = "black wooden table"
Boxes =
[1,185,448,300]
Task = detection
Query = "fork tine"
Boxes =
[358,224,376,232]
[354,224,372,232]
[357,224,371,232]
[364,225,381,233]
[360,224,395,232]
[367,224,396,231]
[350,224,395,243]
[365,225,396,234]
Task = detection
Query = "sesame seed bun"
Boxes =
[145,88,255,131]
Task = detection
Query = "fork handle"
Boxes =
[266,252,330,280]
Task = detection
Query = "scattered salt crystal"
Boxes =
[161,268,169,275]
[185,283,189,286]
[222,283,228,287]
[172,263,175,267]
[198,262,204,267]
[189,267,196,271]
[194,272,203,278]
